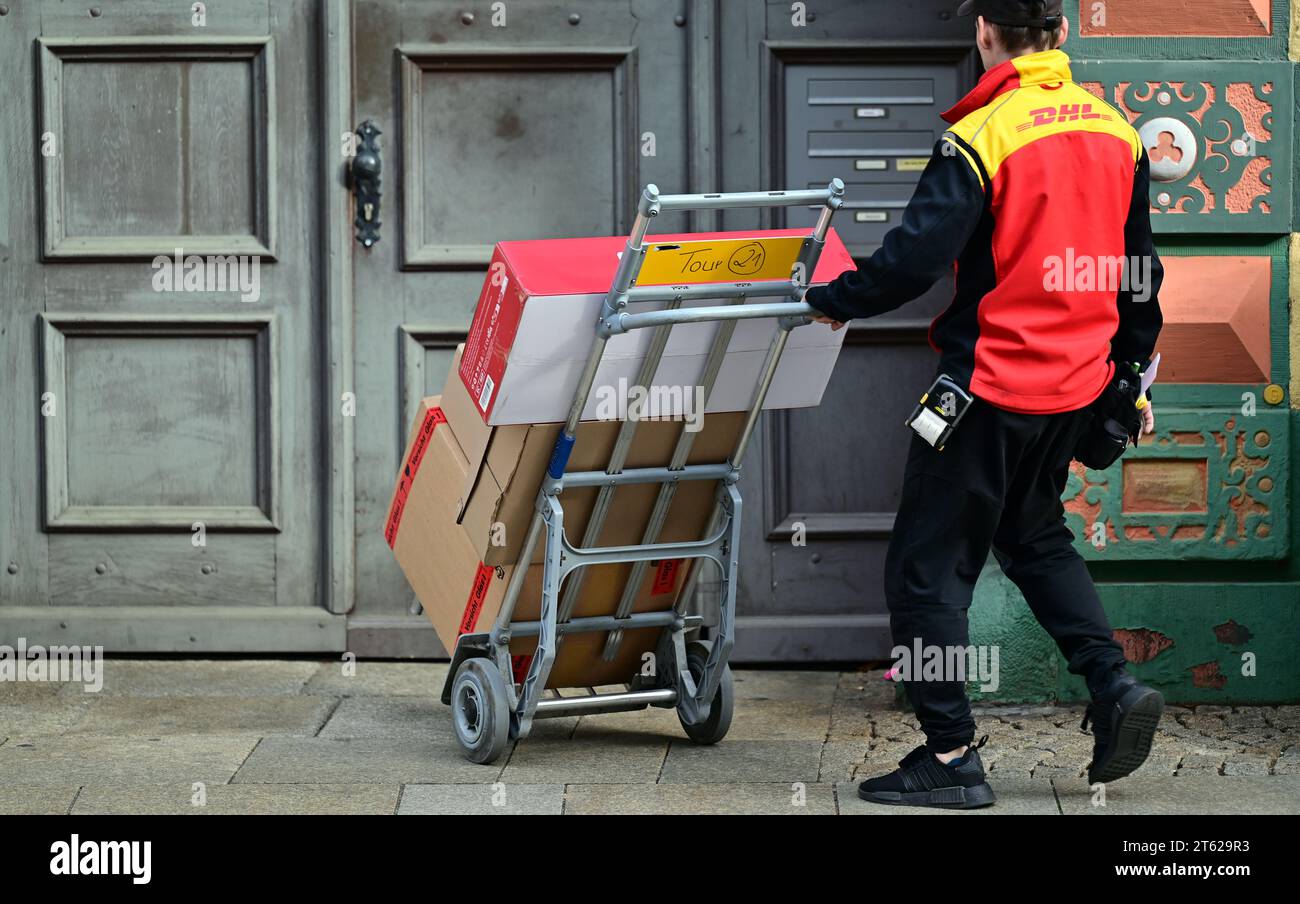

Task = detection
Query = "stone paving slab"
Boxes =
[67,696,336,738]
[233,737,496,785]
[1106,732,1186,778]
[1269,707,1300,729]
[658,739,824,784]
[1052,775,1300,815]
[831,670,900,742]
[318,690,579,742]
[72,783,400,815]
[867,709,923,741]
[0,697,96,736]
[570,703,683,740]
[838,669,900,705]
[1177,753,1229,775]
[1274,748,1300,774]
[1132,752,1186,778]
[1,661,1297,814]
[725,698,833,741]
[1033,764,1087,783]
[731,669,840,703]
[1223,755,1273,776]
[827,709,874,742]
[0,680,69,703]
[522,716,583,739]
[0,735,258,785]
[0,785,81,815]
[836,777,1061,815]
[319,696,442,741]
[66,660,320,697]
[303,661,448,697]
[987,752,1065,779]
[859,740,928,777]
[399,783,564,815]
[818,739,871,783]
[500,735,668,784]
[564,782,837,815]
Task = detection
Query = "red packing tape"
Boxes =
[459,561,495,635]
[511,654,533,684]
[652,558,682,596]
[384,406,447,548]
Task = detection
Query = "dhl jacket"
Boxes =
[806,49,1164,414]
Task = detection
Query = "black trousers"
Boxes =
[885,396,1127,751]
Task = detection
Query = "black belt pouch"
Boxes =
[1074,370,1143,470]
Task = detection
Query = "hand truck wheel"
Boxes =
[677,639,734,745]
[450,658,510,765]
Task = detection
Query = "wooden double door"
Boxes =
[1,0,976,661]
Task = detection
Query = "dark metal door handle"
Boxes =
[349,120,382,247]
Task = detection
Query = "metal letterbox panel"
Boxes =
[784,63,963,256]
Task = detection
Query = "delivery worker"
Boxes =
[804,0,1165,809]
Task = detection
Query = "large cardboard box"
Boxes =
[385,396,708,689]
[459,228,856,425]
[441,343,746,566]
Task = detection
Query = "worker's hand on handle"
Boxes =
[797,287,846,331]
[811,313,846,331]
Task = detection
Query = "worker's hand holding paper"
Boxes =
[1137,353,1160,435]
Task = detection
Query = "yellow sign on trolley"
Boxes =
[636,235,807,286]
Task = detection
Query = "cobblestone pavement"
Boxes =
[1,661,1296,815]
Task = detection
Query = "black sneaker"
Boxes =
[1081,671,1164,784]
[857,736,995,809]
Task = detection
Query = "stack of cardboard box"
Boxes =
[386,345,748,688]
[384,229,855,690]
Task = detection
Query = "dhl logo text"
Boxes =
[1016,103,1113,132]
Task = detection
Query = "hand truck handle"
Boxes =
[639,180,844,217]
[602,301,815,337]
[626,178,845,257]
[637,179,842,222]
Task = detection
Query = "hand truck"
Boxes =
[441,179,845,764]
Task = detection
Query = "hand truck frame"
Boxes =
[442,179,845,764]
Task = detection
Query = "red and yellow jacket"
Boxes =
[806,49,1164,414]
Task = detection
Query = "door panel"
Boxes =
[719,0,980,660]
[763,55,968,659]
[349,0,983,660]
[397,47,639,266]
[350,0,697,655]
[0,0,336,650]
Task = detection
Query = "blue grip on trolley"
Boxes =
[548,432,576,479]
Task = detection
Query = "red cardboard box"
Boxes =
[460,228,856,425]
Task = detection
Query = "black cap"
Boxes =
[957,0,1064,29]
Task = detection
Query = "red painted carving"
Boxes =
[1079,0,1272,37]
[1213,619,1254,645]
[1189,661,1228,689]
[1114,628,1175,663]
[1149,130,1184,165]
[1154,256,1271,384]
